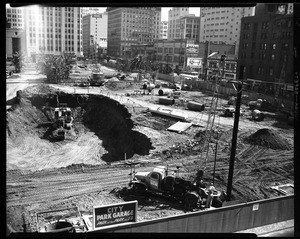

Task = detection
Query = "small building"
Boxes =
[154,39,186,73]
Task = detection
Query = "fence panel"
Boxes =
[91,195,293,233]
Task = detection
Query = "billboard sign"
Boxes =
[187,57,202,68]
[93,201,137,230]
[186,44,199,54]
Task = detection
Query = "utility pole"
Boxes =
[226,65,244,200]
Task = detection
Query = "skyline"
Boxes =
[90,7,200,21]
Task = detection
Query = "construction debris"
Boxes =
[245,128,292,150]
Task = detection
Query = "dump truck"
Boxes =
[129,165,223,210]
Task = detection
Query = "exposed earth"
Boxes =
[6,64,294,234]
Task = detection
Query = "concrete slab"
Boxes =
[167,121,193,133]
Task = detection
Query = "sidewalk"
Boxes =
[236,219,294,237]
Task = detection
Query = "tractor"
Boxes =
[128,165,223,210]
[52,103,73,140]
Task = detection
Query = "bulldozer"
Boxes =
[52,103,73,141]
[128,165,223,210]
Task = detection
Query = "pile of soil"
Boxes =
[246,128,292,150]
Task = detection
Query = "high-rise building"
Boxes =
[160,21,168,39]
[238,3,293,93]
[81,7,106,16]
[6,4,24,29]
[167,7,189,40]
[179,15,200,42]
[107,7,161,58]
[23,6,82,58]
[200,7,255,55]
[82,12,108,58]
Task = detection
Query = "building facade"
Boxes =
[206,54,238,81]
[81,7,105,16]
[200,7,255,55]
[238,3,293,98]
[160,21,168,39]
[131,44,155,60]
[82,12,108,58]
[154,39,186,72]
[6,28,26,59]
[167,7,189,40]
[23,6,82,58]
[179,15,200,42]
[107,7,161,58]
[6,5,24,29]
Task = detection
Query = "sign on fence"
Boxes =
[93,201,137,230]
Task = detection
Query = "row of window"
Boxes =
[243,19,292,31]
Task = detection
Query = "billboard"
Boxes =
[93,201,137,230]
[187,57,202,68]
[186,44,199,54]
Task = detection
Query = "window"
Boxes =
[271,54,275,60]
[272,44,276,50]
[269,68,273,76]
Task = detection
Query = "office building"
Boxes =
[167,7,189,40]
[23,6,82,58]
[107,7,161,58]
[160,21,168,39]
[200,7,255,55]
[238,3,293,98]
[179,15,200,42]
[6,4,24,29]
[82,12,108,58]
[81,7,106,16]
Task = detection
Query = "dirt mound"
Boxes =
[246,128,291,150]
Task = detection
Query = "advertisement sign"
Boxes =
[93,201,137,230]
[187,57,202,68]
[186,44,199,54]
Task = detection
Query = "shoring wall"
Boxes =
[90,195,293,233]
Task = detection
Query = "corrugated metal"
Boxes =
[90,195,293,233]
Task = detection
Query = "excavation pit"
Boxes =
[6,85,154,169]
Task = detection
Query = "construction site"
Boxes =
[6,63,294,234]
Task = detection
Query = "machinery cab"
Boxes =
[54,104,72,127]
[146,166,167,191]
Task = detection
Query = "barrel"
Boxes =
[92,72,104,81]
[158,97,175,105]
[158,88,174,96]
[187,101,205,112]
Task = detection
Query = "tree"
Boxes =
[128,54,159,81]
[36,53,72,83]
[12,51,25,73]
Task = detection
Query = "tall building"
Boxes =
[179,15,200,42]
[82,12,108,58]
[238,3,293,95]
[167,7,189,40]
[23,6,82,58]
[200,7,255,55]
[6,4,24,29]
[160,21,168,39]
[81,7,106,16]
[107,7,161,58]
